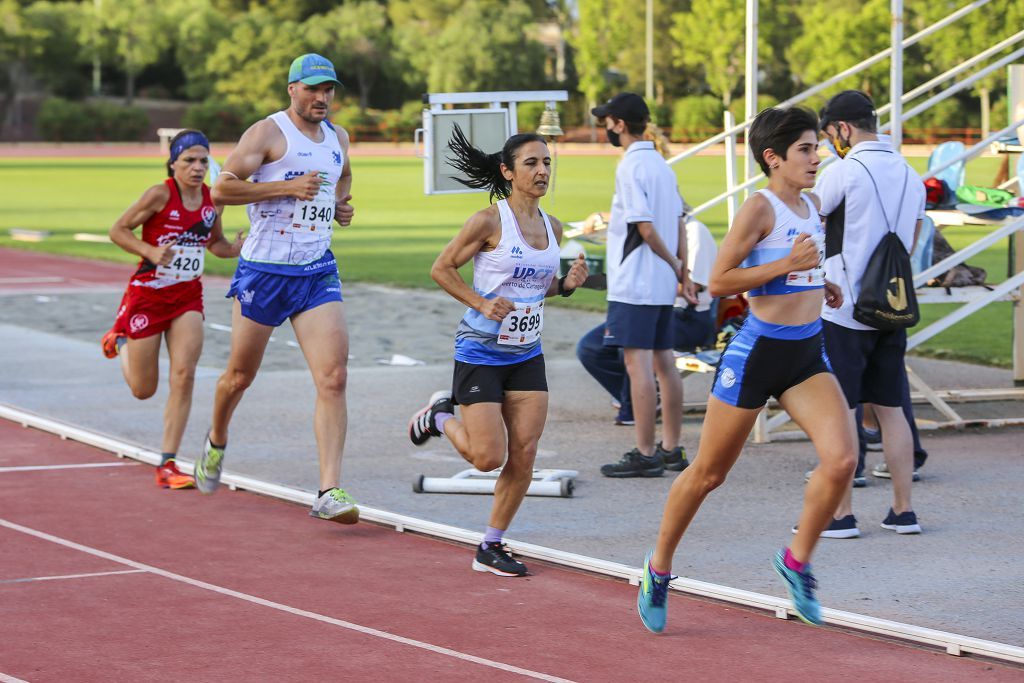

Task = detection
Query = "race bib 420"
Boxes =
[156,245,205,281]
[497,301,544,346]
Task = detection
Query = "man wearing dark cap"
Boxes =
[194,53,361,525]
[592,93,697,479]
[814,90,925,537]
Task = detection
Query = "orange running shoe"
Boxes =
[101,329,125,359]
[155,459,195,490]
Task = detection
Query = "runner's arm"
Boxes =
[334,126,354,226]
[212,119,322,206]
[431,209,513,321]
[206,208,244,259]
[709,193,818,297]
[109,184,173,264]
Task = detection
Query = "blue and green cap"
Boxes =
[288,53,342,86]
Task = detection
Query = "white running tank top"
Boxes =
[241,111,344,275]
[741,189,825,297]
[454,199,560,365]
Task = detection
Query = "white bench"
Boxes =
[157,127,185,156]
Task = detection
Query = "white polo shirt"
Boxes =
[815,140,926,330]
[677,219,717,312]
[606,140,683,306]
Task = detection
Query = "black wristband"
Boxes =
[558,275,576,297]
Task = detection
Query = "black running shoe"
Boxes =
[409,390,453,445]
[658,443,689,472]
[472,542,528,577]
[600,448,665,478]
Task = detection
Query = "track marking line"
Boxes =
[0,462,138,473]
[0,569,145,585]
[0,518,576,683]
[0,277,64,285]
[0,673,30,683]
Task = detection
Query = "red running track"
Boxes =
[0,418,1018,682]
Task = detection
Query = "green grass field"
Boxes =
[0,153,1014,366]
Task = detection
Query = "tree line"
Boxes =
[1,0,1021,142]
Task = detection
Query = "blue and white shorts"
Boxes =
[711,313,832,409]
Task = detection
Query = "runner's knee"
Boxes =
[221,367,256,394]
[314,366,348,396]
[129,380,158,401]
[168,364,196,390]
[819,449,857,482]
[470,449,506,472]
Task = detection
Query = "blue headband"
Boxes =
[169,131,210,163]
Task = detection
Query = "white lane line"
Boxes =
[0,518,575,683]
[0,462,138,473]
[0,569,145,584]
[0,673,30,683]
[0,277,64,285]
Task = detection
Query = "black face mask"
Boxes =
[605,127,622,148]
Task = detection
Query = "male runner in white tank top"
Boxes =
[193,54,359,524]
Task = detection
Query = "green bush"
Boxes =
[379,101,423,142]
[728,95,780,124]
[333,102,380,132]
[516,101,547,134]
[671,95,724,140]
[37,98,149,142]
[182,100,260,141]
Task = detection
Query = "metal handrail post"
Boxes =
[890,0,904,150]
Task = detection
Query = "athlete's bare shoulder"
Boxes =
[140,182,172,211]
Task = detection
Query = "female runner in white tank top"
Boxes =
[408,126,588,577]
[638,107,857,631]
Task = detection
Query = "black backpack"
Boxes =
[843,159,920,330]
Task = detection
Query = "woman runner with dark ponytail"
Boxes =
[408,126,588,576]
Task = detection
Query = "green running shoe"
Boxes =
[310,488,360,525]
[195,433,224,495]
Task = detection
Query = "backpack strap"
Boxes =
[850,156,909,234]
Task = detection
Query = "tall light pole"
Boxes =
[92,0,102,96]
[645,0,654,102]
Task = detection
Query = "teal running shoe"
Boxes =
[637,552,672,633]
[194,433,224,495]
[773,548,822,625]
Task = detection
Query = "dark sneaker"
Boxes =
[614,409,635,426]
[793,514,860,539]
[881,508,922,534]
[863,427,883,452]
[472,542,528,577]
[871,462,920,481]
[600,449,665,478]
[658,443,688,472]
[409,390,453,445]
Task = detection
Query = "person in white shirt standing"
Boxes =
[815,90,924,537]
[192,54,359,525]
[594,93,697,479]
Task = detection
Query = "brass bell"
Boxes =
[536,108,564,137]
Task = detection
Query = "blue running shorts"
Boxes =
[227,260,343,327]
[711,313,832,409]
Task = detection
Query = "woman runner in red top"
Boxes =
[102,129,243,489]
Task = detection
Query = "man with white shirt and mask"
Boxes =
[813,90,924,538]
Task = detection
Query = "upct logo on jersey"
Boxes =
[129,314,149,334]
[510,245,524,259]
[240,289,255,304]
[508,264,553,289]
[719,367,737,388]
[201,205,217,228]
[332,151,342,166]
